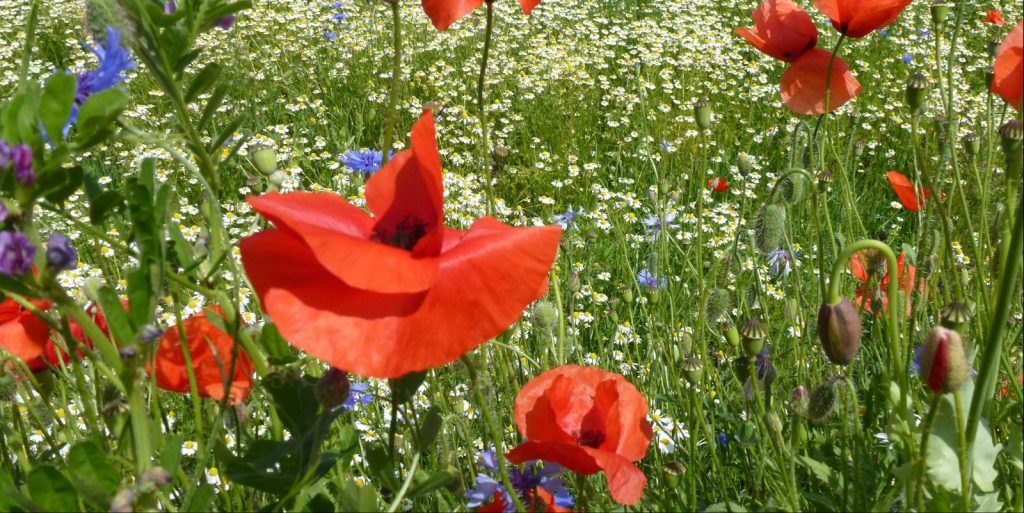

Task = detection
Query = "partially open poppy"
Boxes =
[813,0,914,39]
[153,307,254,405]
[992,22,1023,110]
[849,250,917,316]
[27,303,108,372]
[0,297,51,364]
[735,0,818,62]
[506,365,652,505]
[780,49,863,115]
[886,171,930,212]
[707,177,731,193]
[240,111,562,378]
[422,0,541,31]
[985,10,1006,26]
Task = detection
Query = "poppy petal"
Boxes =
[849,251,869,282]
[736,0,818,62]
[153,308,253,404]
[0,299,50,363]
[813,0,913,38]
[886,171,928,212]
[518,0,541,15]
[993,22,1023,110]
[240,218,561,378]
[780,49,862,115]
[248,192,439,294]
[421,0,486,31]
[506,442,647,505]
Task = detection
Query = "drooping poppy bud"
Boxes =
[315,367,351,409]
[694,98,712,131]
[739,318,768,357]
[919,326,969,394]
[1000,119,1023,179]
[808,377,841,423]
[704,288,730,325]
[755,203,787,253]
[939,301,972,333]
[724,321,740,349]
[905,72,930,115]
[682,357,703,385]
[250,146,278,176]
[817,299,862,365]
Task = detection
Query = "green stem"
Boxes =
[477,0,496,216]
[913,393,942,510]
[17,0,41,91]
[380,0,403,166]
[954,390,971,512]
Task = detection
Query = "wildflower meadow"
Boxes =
[1,0,1023,511]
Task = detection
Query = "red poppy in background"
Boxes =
[735,0,818,62]
[849,251,917,316]
[478,488,571,513]
[153,307,254,405]
[27,303,109,372]
[422,0,541,31]
[886,171,930,212]
[780,49,863,115]
[707,177,731,193]
[506,365,652,505]
[992,22,1023,110]
[240,111,562,378]
[0,297,52,364]
[813,0,914,38]
[985,10,1006,26]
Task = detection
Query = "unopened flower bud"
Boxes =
[808,378,840,423]
[140,466,172,488]
[788,385,809,416]
[315,368,351,409]
[737,153,754,175]
[110,489,135,513]
[724,323,740,348]
[250,145,278,176]
[817,299,862,365]
[905,72,930,114]
[46,233,78,272]
[694,98,712,131]
[531,301,558,332]
[920,326,970,394]
[268,170,287,186]
[140,324,164,344]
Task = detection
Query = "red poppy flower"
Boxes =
[27,303,109,372]
[422,0,541,31]
[0,297,52,364]
[707,177,731,193]
[813,0,914,38]
[153,307,254,405]
[849,251,917,316]
[780,49,863,115]
[240,111,561,378]
[986,10,1006,26]
[505,365,652,505]
[735,0,819,63]
[992,22,1023,110]
[478,488,571,513]
[886,171,930,212]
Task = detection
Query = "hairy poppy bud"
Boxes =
[724,322,740,349]
[778,174,807,206]
[315,368,351,409]
[739,319,767,357]
[939,301,972,333]
[808,378,840,423]
[704,288,730,325]
[682,357,702,385]
[694,98,712,131]
[963,131,981,158]
[817,299,862,365]
[929,2,950,25]
[531,300,558,332]
[737,153,754,175]
[920,327,969,394]
[678,332,693,355]
[268,170,287,187]
[788,385,809,416]
[658,179,670,196]
[1000,119,1023,180]
[754,203,787,253]
[905,72,930,115]
[251,146,278,176]
[84,0,135,46]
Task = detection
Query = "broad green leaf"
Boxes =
[797,455,842,487]
[389,371,427,404]
[416,407,443,453]
[76,88,126,143]
[336,479,379,513]
[40,73,76,143]
[27,464,79,512]
[926,381,1003,492]
[89,189,125,225]
[67,440,120,509]
[184,63,222,103]
[406,470,456,499]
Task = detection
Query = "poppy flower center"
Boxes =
[576,428,606,448]
[372,215,430,250]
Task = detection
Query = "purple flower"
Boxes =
[216,14,236,30]
[716,432,729,448]
[902,53,914,64]
[10,144,34,185]
[341,149,389,176]
[0,231,36,276]
[331,1,345,8]
[324,31,338,41]
[62,27,135,134]
[767,249,794,276]
[553,205,583,230]
[342,379,373,410]
[643,212,679,237]
[46,233,77,272]
[465,449,573,512]
[0,141,10,169]
[331,12,347,22]
[164,0,176,14]
[0,203,8,223]
[637,268,666,289]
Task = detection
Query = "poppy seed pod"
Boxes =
[740,319,768,357]
[1000,120,1023,180]
[939,301,973,333]
[963,131,981,157]
[251,146,278,176]
[919,326,970,394]
[682,357,703,385]
[268,170,287,187]
[905,72,930,114]
[315,368,351,409]
[817,299,862,365]
[694,98,712,131]
[929,2,950,25]
[704,288,730,325]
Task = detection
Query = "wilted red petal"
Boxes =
[735,0,818,62]
[421,0,485,31]
[154,307,253,404]
[886,171,929,212]
[240,218,561,378]
[780,49,863,115]
[993,22,1023,110]
[813,0,914,38]
[248,192,439,294]
[507,442,647,505]
[0,298,51,363]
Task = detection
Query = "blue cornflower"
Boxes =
[643,212,679,238]
[341,149,390,176]
[46,233,78,272]
[331,1,345,8]
[716,433,729,448]
[767,249,794,277]
[554,205,583,230]
[902,54,914,64]
[465,449,573,512]
[911,344,926,375]
[0,231,36,277]
[917,29,930,38]
[331,12,347,22]
[324,31,338,41]
[637,269,666,289]
[63,27,135,134]
[342,380,373,410]
[879,29,889,37]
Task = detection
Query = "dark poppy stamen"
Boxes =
[577,428,606,448]
[373,216,430,250]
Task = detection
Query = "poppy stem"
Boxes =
[16,0,40,93]
[953,390,971,512]
[380,0,403,166]
[912,393,942,510]
[477,0,496,217]
[461,354,528,513]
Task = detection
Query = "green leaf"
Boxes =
[259,322,298,365]
[184,483,215,512]
[67,440,120,509]
[160,434,185,479]
[76,88,126,144]
[336,479,379,513]
[88,189,125,225]
[41,166,84,204]
[389,371,427,404]
[27,464,79,512]
[364,445,400,491]
[97,286,136,346]
[184,63,222,103]
[926,381,1003,492]
[797,455,842,487]
[406,470,456,499]
[40,73,76,143]
[264,372,321,434]
[416,407,443,453]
